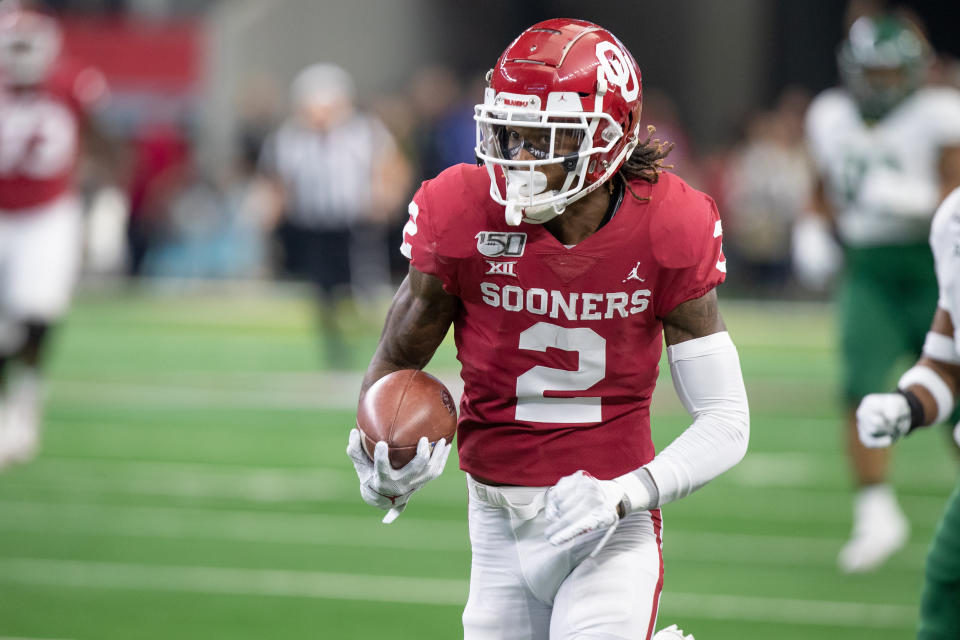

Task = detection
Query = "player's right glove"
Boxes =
[346,428,451,511]
[856,393,912,448]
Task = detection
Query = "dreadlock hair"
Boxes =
[616,125,675,201]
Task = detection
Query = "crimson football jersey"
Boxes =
[402,164,726,486]
[0,60,106,211]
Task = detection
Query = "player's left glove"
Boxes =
[856,392,912,448]
[544,470,625,547]
[346,428,451,513]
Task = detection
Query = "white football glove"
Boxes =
[544,470,624,547]
[856,393,912,448]
[346,428,452,514]
[791,214,842,291]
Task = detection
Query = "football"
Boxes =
[357,369,458,469]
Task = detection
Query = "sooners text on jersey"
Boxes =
[402,164,726,486]
[0,60,105,211]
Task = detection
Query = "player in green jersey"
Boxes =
[798,14,960,572]
[857,185,960,638]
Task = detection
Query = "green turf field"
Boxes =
[0,287,955,639]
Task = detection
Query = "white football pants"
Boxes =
[462,474,663,640]
[0,194,82,323]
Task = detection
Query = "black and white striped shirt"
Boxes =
[259,113,395,229]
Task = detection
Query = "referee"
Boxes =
[258,63,409,366]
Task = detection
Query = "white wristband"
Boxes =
[923,331,960,366]
[613,467,658,514]
[898,365,956,424]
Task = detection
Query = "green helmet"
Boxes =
[837,15,931,121]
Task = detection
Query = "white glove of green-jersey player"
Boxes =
[856,393,912,448]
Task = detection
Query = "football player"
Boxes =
[0,6,110,467]
[347,19,748,639]
[856,186,960,639]
[796,14,960,573]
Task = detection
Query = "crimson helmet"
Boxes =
[475,18,643,226]
[0,7,61,87]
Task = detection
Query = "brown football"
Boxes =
[357,369,458,469]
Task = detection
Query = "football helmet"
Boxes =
[0,7,61,87]
[837,14,930,121]
[475,18,643,226]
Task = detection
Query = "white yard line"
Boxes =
[13,454,948,524]
[7,459,353,503]
[659,592,916,629]
[0,557,468,606]
[49,379,359,411]
[5,455,952,517]
[725,452,821,486]
[45,371,465,412]
[0,500,932,568]
[0,500,470,552]
[5,457,460,505]
[47,371,828,415]
[0,557,915,629]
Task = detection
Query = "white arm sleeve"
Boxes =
[644,331,750,506]
[930,187,960,344]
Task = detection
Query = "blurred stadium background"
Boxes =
[2,0,960,638]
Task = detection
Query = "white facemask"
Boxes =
[504,169,566,226]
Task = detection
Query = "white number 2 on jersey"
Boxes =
[515,322,606,423]
[0,99,77,179]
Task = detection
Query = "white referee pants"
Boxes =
[462,474,663,640]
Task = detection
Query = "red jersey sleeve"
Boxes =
[650,181,726,317]
[399,168,463,297]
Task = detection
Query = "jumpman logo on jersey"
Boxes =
[622,261,645,283]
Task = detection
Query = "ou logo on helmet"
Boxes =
[594,41,639,101]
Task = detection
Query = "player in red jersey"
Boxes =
[347,19,748,639]
[0,6,109,467]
